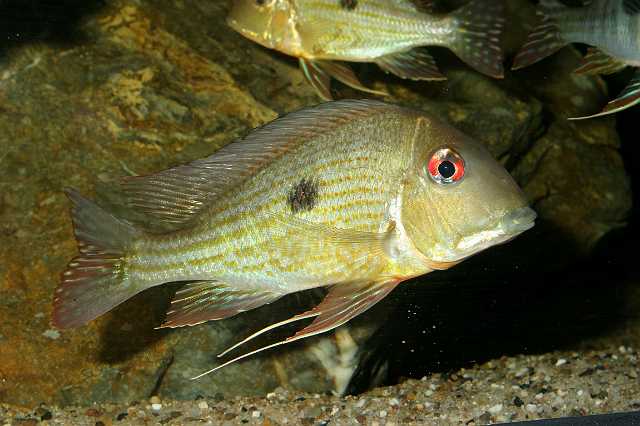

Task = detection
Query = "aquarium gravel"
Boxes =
[2,345,638,425]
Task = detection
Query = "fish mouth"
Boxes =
[456,206,537,253]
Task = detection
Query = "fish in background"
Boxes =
[52,100,535,378]
[512,0,640,120]
[227,0,505,100]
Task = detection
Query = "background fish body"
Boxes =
[227,0,505,99]
[53,100,534,374]
[291,0,451,60]
[513,0,640,119]
[550,0,640,65]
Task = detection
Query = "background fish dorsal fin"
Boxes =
[121,99,400,229]
[624,0,640,15]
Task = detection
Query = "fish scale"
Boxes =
[53,100,535,377]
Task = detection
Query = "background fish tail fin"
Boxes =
[511,2,568,70]
[52,189,143,329]
[447,0,505,78]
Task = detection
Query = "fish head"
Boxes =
[400,118,536,269]
[226,0,300,54]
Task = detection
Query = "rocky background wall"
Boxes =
[1,0,639,424]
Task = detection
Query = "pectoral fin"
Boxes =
[158,281,284,328]
[574,48,627,75]
[375,48,446,81]
[569,70,640,120]
[191,279,400,379]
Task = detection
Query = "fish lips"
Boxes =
[454,206,537,255]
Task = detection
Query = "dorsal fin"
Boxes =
[121,100,402,229]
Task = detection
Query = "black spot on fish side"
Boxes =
[340,0,357,10]
[288,178,319,214]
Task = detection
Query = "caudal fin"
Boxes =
[511,0,568,70]
[52,189,143,329]
[447,0,505,78]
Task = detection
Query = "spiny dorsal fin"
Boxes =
[121,100,403,229]
[624,0,640,15]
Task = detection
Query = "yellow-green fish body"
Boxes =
[228,0,505,99]
[53,100,535,375]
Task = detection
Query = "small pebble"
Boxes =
[488,404,503,414]
[252,410,261,418]
[198,401,209,410]
[555,358,567,366]
[379,410,387,418]
[151,403,162,411]
[42,329,60,340]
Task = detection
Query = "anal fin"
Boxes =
[159,281,283,328]
[574,48,627,75]
[191,279,400,379]
[314,60,388,96]
[375,48,446,81]
[569,69,640,120]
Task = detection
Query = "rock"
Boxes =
[0,0,631,409]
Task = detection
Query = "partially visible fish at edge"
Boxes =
[227,0,505,100]
[512,0,640,120]
[52,99,535,378]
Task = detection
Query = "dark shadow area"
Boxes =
[97,283,175,364]
[348,218,634,394]
[0,0,106,58]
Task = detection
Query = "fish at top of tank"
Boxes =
[226,0,505,99]
[51,99,535,378]
[512,0,640,120]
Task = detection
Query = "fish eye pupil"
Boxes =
[438,160,456,179]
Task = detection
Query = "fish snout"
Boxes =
[500,206,537,235]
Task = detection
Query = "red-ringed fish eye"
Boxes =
[426,147,465,185]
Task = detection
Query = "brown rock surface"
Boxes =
[0,0,632,408]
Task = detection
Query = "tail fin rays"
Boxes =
[448,0,505,78]
[512,2,568,70]
[52,189,142,329]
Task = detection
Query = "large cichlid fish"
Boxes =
[513,0,640,120]
[227,0,505,100]
[52,100,535,378]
